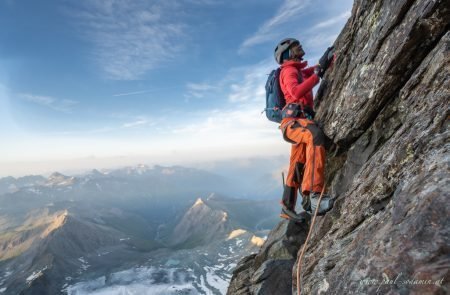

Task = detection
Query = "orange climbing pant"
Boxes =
[281,118,326,209]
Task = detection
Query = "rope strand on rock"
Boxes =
[296,184,326,295]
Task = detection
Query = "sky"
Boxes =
[0,0,353,177]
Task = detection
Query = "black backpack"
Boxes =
[263,68,286,123]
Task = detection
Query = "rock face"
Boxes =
[228,0,449,294]
[227,220,309,294]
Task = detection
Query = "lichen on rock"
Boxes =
[227,0,449,294]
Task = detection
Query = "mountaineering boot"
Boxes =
[280,206,308,223]
[281,185,297,210]
[280,185,307,222]
[309,192,334,216]
[301,193,311,213]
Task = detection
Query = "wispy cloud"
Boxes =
[20,93,78,112]
[185,83,218,98]
[46,126,115,136]
[311,11,351,30]
[303,33,339,49]
[113,90,150,97]
[239,0,311,53]
[117,114,157,129]
[113,85,185,97]
[47,116,154,136]
[121,118,150,128]
[186,0,221,4]
[226,60,273,103]
[184,60,273,103]
[186,83,217,92]
[171,104,276,142]
[239,0,351,56]
[66,1,188,80]
[183,60,274,104]
[298,9,351,55]
[173,61,281,145]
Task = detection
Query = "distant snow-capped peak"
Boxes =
[193,198,205,207]
[117,164,150,175]
[45,172,76,187]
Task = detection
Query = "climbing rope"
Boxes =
[296,184,326,295]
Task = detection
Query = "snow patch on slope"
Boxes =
[227,229,247,240]
[26,266,48,284]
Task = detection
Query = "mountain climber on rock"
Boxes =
[274,38,335,222]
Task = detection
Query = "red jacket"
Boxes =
[280,60,319,109]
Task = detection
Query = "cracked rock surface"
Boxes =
[228,0,449,294]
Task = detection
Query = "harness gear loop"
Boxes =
[281,103,314,120]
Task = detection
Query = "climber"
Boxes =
[274,38,335,222]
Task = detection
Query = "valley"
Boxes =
[0,164,280,294]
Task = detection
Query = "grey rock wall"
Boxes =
[228,0,449,294]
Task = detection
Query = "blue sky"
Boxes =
[0,0,353,176]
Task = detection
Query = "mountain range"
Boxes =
[0,165,280,294]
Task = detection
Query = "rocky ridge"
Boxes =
[228,0,449,294]
[169,198,233,247]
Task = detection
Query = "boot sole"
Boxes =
[280,213,290,220]
[280,212,306,223]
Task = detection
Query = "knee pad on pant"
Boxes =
[305,123,325,146]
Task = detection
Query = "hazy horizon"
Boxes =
[0,142,290,177]
[0,0,352,178]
